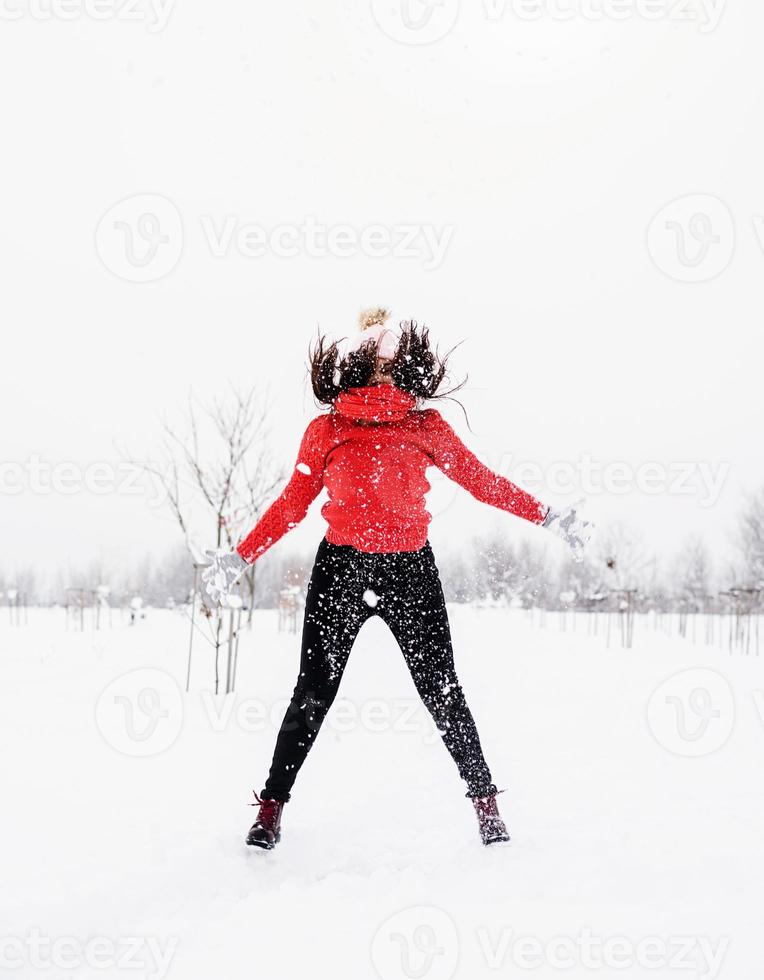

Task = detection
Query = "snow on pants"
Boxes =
[261,538,497,801]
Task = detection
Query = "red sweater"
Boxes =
[236,385,547,563]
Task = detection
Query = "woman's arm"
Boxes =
[236,415,328,563]
[422,409,548,524]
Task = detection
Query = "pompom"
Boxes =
[358,307,390,332]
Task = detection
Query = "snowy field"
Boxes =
[2,605,763,980]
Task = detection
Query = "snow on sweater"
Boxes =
[236,385,547,563]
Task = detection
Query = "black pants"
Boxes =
[261,539,497,801]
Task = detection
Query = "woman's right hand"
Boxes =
[201,550,249,606]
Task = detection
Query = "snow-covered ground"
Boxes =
[2,605,762,980]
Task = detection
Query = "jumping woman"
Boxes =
[202,309,591,849]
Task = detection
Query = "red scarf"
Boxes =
[334,385,416,423]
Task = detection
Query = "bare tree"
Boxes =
[513,539,554,609]
[139,387,282,548]
[133,385,283,692]
[595,523,652,593]
[672,537,714,608]
[738,489,764,587]
[471,526,518,606]
[557,551,608,609]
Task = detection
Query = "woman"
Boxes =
[202,309,591,849]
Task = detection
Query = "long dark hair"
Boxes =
[309,321,462,406]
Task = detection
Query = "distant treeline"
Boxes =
[7,489,764,614]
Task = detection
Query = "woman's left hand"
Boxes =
[543,505,594,563]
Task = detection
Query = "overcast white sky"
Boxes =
[1,0,762,582]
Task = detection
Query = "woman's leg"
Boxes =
[376,544,498,798]
[261,540,372,801]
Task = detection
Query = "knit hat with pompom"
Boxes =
[347,307,400,360]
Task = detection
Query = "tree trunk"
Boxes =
[246,564,256,628]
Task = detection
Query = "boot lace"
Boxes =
[472,788,506,818]
[249,791,281,829]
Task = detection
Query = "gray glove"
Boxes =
[543,505,594,563]
[200,550,249,607]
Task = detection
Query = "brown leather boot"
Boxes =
[246,793,285,850]
[471,792,510,845]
